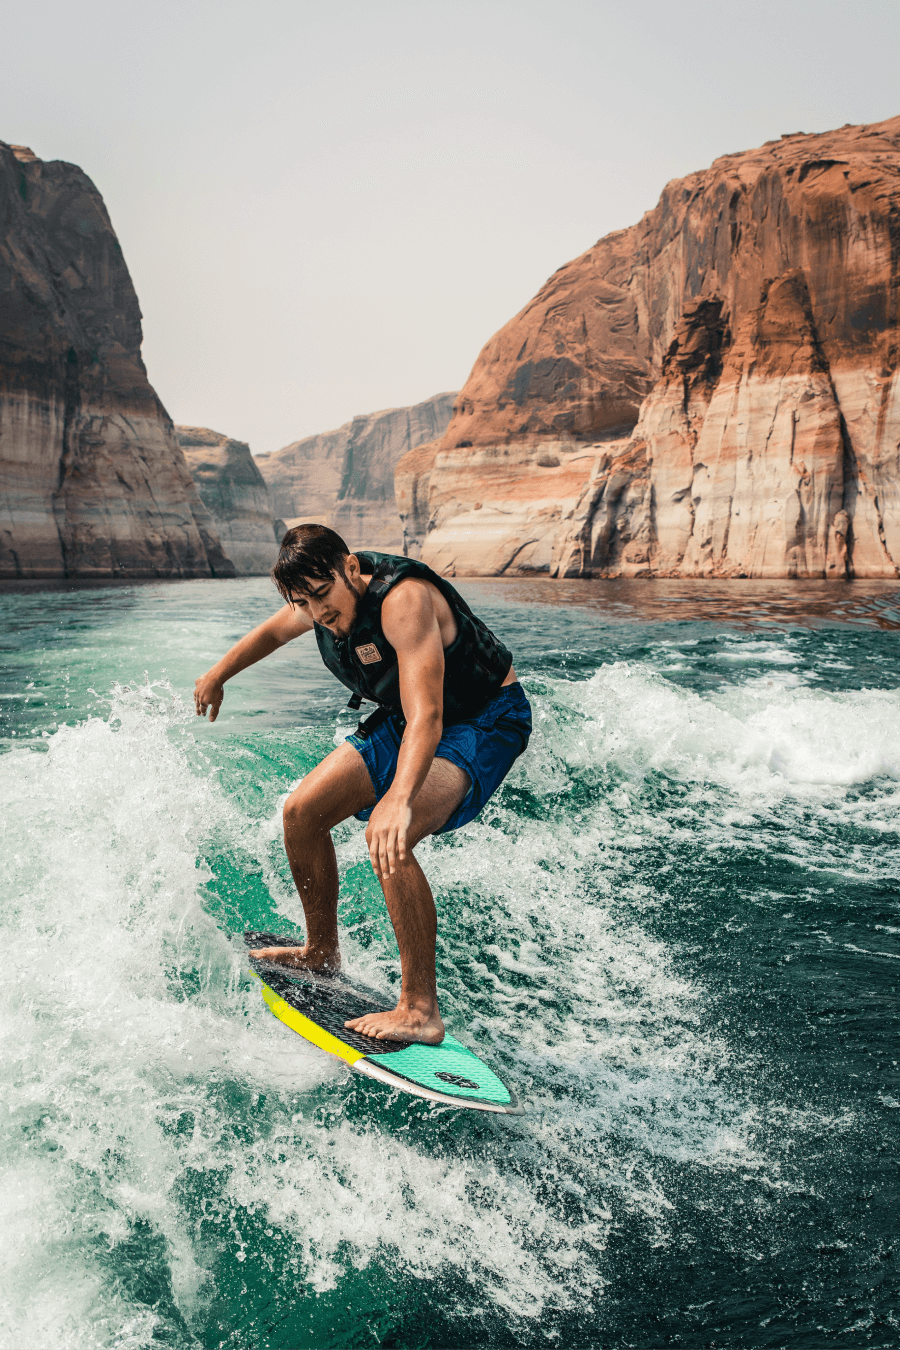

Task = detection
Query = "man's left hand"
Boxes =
[365,794,413,877]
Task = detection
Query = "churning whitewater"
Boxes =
[0,578,897,1349]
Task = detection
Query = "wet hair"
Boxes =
[271,523,352,602]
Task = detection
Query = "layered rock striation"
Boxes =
[396,437,598,574]
[258,394,455,551]
[0,141,233,579]
[397,115,900,578]
[176,427,283,574]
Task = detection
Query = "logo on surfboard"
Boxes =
[436,1071,479,1090]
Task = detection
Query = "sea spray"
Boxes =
[0,578,897,1346]
[0,676,759,1345]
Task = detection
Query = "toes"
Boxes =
[346,1017,383,1037]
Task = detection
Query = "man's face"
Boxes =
[290,562,361,638]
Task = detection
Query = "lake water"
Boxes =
[0,576,898,1349]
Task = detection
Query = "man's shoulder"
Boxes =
[380,574,443,641]
[381,574,435,611]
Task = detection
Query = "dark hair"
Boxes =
[271,523,351,602]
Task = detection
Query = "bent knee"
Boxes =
[404,822,436,852]
[283,787,328,835]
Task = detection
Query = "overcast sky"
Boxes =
[2,0,898,453]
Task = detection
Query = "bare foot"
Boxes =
[249,943,340,972]
[345,1004,445,1045]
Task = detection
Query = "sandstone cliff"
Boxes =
[258,393,455,551]
[0,142,233,579]
[176,426,283,574]
[397,115,900,578]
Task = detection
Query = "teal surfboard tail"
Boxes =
[249,950,521,1114]
[352,1032,521,1113]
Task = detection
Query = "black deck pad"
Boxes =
[244,931,393,1003]
[243,930,303,949]
[251,963,408,1056]
[243,930,343,982]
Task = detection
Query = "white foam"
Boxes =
[714,639,800,665]
[550,662,900,796]
[5,663,868,1340]
[0,685,340,1339]
[0,682,733,1339]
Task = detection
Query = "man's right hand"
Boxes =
[194,672,225,721]
[191,601,311,724]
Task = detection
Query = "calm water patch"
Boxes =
[0,578,897,1348]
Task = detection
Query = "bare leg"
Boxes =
[252,747,469,1045]
[345,756,470,1044]
[251,741,375,971]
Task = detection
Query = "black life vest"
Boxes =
[314,551,513,728]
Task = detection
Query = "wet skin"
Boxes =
[194,552,515,1044]
[247,741,470,1044]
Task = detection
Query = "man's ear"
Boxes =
[344,554,360,585]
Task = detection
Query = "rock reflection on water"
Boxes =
[472,575,900,630]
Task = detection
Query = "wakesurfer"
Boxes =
[193,525,531,1045]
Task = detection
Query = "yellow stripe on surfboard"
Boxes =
[256,975,364,1067]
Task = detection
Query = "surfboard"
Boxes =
[244,932,520,1114]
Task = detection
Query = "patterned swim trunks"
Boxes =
[346,682,532,834]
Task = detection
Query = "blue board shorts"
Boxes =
[346,682,532,834]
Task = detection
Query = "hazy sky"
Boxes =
[2,0,898,453]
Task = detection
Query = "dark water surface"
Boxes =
[0,577,898,1348]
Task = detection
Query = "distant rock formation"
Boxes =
[395,437,597,573]
[397,115,900,578]
[0,141,234,580]
[176,427,283,574]
[257,394,456,551]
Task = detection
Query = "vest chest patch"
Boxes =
[355,643,382,665]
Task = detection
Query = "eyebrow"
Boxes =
[298,582,330,600]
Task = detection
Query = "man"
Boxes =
[194,524,531,1045]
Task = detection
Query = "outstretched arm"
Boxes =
[365,580,445,876]
[194,603,312,721]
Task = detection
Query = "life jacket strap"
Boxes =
[353,704,405,741]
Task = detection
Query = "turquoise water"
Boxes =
[0,576,898,1349]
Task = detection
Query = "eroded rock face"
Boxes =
[400,115,900,578]
[257,394,455,551]
[398,439,598,575]
[0,142,233,579]
[176,427,282,575]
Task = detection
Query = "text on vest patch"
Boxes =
[355,643,382,665]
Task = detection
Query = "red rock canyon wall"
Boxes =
[397,115,900,578]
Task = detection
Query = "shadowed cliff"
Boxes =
[0,142,234,580]
[176,427,283,575]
